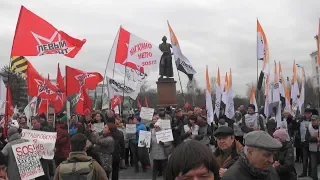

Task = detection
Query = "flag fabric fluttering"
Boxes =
[214,68,222,119]
[0,77,6,115]
[65,66,103,96]
[10,56,28,73]
[137,98,142,110]
[11,6,86,58]
[168,21,196,80]
[225,69,235,119]
[291,61,300,116]
[284,80,292,114]
[249,85,258,111]
[111,96,123,110]
[278,62,286,107]
[205,66,214,124]
[222,72,229,105]
[264,73,272,117]
[257,20,270,90]
[51,63,66,113]
[273,61,282,128]
[298,68,305,114]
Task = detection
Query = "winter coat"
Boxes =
[215,140,243,169]
[1,132,28,180]
[150,128,168,160]
[222,152,280,180]
[274,142,297,180]
[55,124,70,159]
[90,132,114,173]
[54,151,108,180]
[266,118,277,137]
[171,115,188,147]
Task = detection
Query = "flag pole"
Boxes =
[176,68,186,105]
[256,18,260,108]
[101,27,120,110]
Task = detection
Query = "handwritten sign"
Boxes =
[140,107,154,121]
[12,141,44,180]
[21,129,57,159]
[156,129,174,143]
[126,124,136,134]
[138,130,151,148]
[94,122,104,133]
[184,125,199,135]
[158,119,171,130]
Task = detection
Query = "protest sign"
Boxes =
[12,141,44,180]
[126,124,136,134]
[155,129,174,143]
[158,119,171,130]
[138,130,151,148]
[21,129,57,159]
[140,107,154,121]
[93,122,104,133]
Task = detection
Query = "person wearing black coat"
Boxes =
[106,121,125,180]
[273,129,297,180]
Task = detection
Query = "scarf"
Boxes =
[239,151,270,179]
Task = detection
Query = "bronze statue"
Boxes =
[158,36,173,79]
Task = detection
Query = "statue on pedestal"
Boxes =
[158,36,173,79]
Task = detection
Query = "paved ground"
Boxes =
[119,162,320,180]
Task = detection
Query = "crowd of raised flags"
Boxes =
[0,5,318,131]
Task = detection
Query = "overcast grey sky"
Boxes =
[0,0,319,96]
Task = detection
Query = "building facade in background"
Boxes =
[310,51,319,87]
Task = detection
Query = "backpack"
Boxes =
[59,157,94,180]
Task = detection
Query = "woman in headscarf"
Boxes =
[273,129,297,180]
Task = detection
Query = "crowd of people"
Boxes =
[0,104,319,180]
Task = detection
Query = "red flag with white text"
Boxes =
[111,96,123,110]
[11,6,86,58]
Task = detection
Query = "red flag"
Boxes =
[37,98,48,115]
[56,63,65,92]
[65,66,103,96]
[51,63,66,113]
[111,96,123,110]
[26,61,57,100]
[137,98,142,110]
[11,6,86,58]
[74,89,92,115]
[144,96,149,107]
[5,85,14,116]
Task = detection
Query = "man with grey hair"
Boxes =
[221,131,282,180]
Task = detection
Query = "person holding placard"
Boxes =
[150,120,170,180]
[1,122,28,180]
[181,115,203,142]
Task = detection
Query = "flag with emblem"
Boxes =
[205,66,214,124]
[10,56,28,73]
[26,61,57,100]
[72,89,92,115]
[214,67,222,119]
[168,21,196,80]
[291,61,300,116]
[257,20,270,90]
[11,6,86,58]
[51,63,66,113]
[65,66,103,96]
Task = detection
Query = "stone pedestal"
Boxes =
[156,78,177,107]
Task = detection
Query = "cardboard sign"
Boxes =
[155,129,174,143]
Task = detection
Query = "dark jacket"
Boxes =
[274,142,297,180]
[111,129,125,159]
[55,124,70,160]
[222,153,280,180]
[214,140,243,169]
[171,115,188,146]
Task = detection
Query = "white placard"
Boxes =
[158,119,171,130]
[21,129,57,159]
[12,141,44,180]
[140,107,154,121]
[184,125,199,135]
[155,129,174,143]
[94,122,104,133]
[138,130,151,148]
[126,124,136,134]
